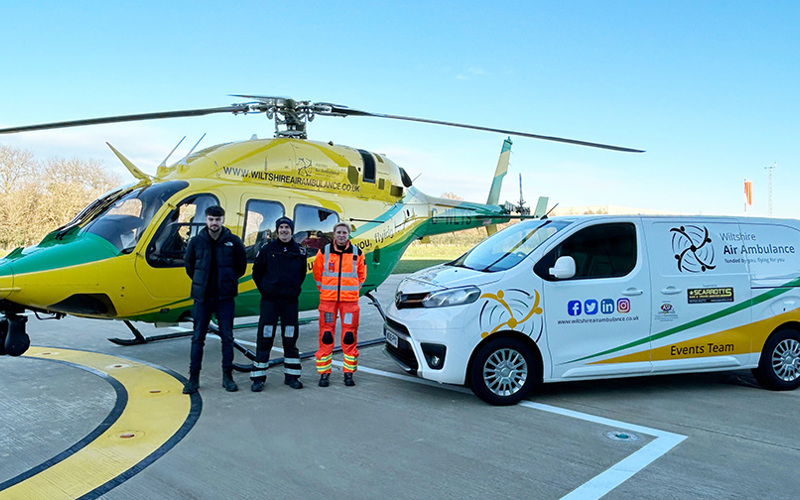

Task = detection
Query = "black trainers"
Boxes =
[284,374,303,390]
[344,373,355,387]
[318,373,330,387]
[251,380,265,392]
[183,372,200,394]
[222,372,238,392]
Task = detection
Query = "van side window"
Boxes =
[534,223,637,280]
[293,204,339,255]
[243,200,285,262]
[146,194,219,267]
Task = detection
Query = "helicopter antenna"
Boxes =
[159,136,186,167]
[186,133,207,157]
[516,174,530,215]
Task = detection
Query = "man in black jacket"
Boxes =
[250,216,308,391]
[182,205,247,394]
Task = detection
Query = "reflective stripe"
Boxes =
[321,270,359,279]
[315,280,322,287]
[284,357,301,365]
[342,362,357,371]
[317,354,332,363]
[284,367,302,376]
[320,284,360,291]
[254,362,269,369]
[250,369,267,378]
[284,325,296,338]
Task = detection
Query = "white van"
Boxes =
[384,215,800,405]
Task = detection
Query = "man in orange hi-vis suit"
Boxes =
[313,222,367,387]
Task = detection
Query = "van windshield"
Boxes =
[449,219,567,272]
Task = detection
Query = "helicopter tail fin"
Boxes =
[486,137,512,206]
[107,143,152,182]
[485,138,512,236]
[533,196,549,217]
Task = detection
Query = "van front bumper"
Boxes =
[383,303,478,385]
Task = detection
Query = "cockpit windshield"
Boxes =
[81,181,189,253]
[449,219,567,272]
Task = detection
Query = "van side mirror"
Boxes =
[549,256,576,279]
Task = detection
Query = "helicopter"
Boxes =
[0,96,643,358]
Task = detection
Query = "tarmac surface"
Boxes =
[1,274,799,499]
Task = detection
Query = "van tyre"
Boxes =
[469,337,537,406]
[753,328,800,391]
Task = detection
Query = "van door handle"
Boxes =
[660,286,682,295]
[622,288,644,296]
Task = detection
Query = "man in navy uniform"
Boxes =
[250,216,308,391]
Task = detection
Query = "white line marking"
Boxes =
[340,361,687,500]
[178,329,685,498]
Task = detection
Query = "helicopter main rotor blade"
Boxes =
[0,104,250,134]
[318,104,644,153]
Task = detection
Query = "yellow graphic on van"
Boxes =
[590,306,797,365]
[478,289,543,339]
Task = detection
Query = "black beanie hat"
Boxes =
[275,216,294,232]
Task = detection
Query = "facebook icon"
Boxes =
[600,299,615,314]
[567,300,582,316]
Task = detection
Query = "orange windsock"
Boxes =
[744,179,753,206]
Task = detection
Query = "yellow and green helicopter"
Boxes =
[0,96,643,358]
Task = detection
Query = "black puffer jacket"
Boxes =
[252,238,308,300]
[185,227,247,301]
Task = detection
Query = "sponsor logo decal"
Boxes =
[688,287,734,304]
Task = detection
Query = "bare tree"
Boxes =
[0,146,120,249]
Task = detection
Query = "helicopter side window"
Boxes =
[146,194,219,268]
[242,200,285,262]
[358,149,376,184]
[293,204,339,255]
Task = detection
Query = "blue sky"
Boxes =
[1,1,798,217]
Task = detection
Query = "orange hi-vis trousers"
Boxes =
[315,300,360,374]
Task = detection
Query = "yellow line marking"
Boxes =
[0,347,192,499]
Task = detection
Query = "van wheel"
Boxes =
[753,329,800,391]
[469,338,537,406]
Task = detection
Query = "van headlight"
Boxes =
[422,286,481,308]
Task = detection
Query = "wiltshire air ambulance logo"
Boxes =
[671,225,716,273]
[478,289,543,341]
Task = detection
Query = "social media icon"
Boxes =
[567,300,582,316]
[584,299,598,315]
[617,298,631,313]
[600,299,615,314]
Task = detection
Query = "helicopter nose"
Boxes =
[0,262,14,300]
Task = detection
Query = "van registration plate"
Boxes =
[385,329,399,348]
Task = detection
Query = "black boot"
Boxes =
[222,371,238,392]
[344,372,355,387]
[251,379,265,392]
[183,371,200,394]
[284,374,303,389]
[318,373,330,387]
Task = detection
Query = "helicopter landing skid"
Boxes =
[108,320,192,345]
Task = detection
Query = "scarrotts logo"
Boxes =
[671,225,715,273]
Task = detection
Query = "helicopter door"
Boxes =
[241,199,286,261]
[135,194,219,299]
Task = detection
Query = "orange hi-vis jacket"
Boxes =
[313,242,367,302]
